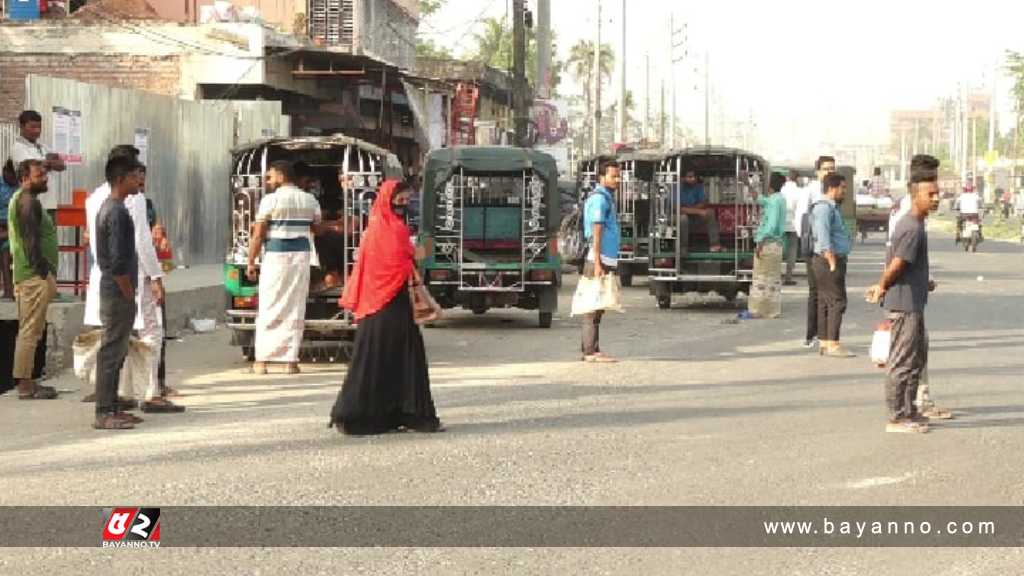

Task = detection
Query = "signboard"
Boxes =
[52,106,83,165]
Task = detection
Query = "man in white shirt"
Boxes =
[795,155,835,348]
[10,110,66,211]
[780,169,802,285]
[84,146,183,413]
[954,184,982,243]
[246,160,322,375]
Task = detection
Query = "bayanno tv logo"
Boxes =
[101,508,161,548]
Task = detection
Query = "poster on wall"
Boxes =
[134,128,150,165]
[52,106,84,165]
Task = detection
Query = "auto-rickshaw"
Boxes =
[649,147,769,309]
[418,146,561,328]
[614,151,662,286]
[225,136,403,361]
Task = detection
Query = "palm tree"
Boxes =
[565,40,615,125]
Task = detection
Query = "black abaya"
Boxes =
[329,287,440,435]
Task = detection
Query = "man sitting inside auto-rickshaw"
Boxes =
[678,170,722,254]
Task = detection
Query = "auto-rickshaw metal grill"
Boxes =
[431,167,549,293]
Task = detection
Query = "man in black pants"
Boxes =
[810,173,853,358]
[800,156,836,347]
[866,155,942,433]
[94,155,144,430]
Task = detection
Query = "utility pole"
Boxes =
[591,0,602,155]
[536,0,551,100]
[512,0,529,147]
[659,79,665,146]
[643,52,650,143]
[669,16,686,149]
[704,50,710,147]
[616,0,627,144]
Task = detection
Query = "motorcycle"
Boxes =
[956,213,983,252]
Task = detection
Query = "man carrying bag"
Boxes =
[572,160,623,363]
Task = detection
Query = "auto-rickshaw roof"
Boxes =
[665,146,768,165]
[231,135,392,158]
[424,146,559,183]
[617,150,665,164]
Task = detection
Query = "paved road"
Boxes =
[3,231,1023,574]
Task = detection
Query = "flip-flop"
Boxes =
[94,415,135,430]
[584,354,619,363]
[18,386,58,400]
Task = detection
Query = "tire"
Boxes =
[655,283,671,309]
[242,345,255,362]
[538,311,553,328]
[970,234,979,253]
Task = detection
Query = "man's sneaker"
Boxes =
[886,420,930,434]
[803,337,820,349]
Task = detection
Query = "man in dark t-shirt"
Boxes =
[867,155,942,435]
[93,155,144,430]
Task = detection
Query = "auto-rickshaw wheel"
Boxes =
[242,346,255,362]
[538,311,553,328]
[654,283,672,309]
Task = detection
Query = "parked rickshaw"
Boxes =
[649,147,769,308]
[418,146,561,328]
[225,136,403,361]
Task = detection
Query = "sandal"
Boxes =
[162,387,182,398]
[583,354,619,363]
[94,414,135,430]
[18,386,58,400]
[285,363,301,375]
[141,400,186,414]
[921,408,953,420]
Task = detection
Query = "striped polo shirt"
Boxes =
[255,184,322,252]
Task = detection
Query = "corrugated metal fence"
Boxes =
[24,75,290,267]
[0,122,14,171]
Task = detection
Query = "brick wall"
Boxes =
[0,54,182,123]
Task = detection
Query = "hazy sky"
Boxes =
[421,0,1024,161]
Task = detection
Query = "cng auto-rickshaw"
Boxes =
[649,147,769,309]
[614,151,662,286]
[418,146,562,328]
[225,136,403,361]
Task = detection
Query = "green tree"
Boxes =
[468,17,564,95]
[1005,50,1024,151]
[416,1,452,60]
[565,39,615,133]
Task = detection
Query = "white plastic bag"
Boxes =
[72,329,153,397]
[870,319,891,367]
[570,273,624,317]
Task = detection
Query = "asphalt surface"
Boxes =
[2,230,1023,574]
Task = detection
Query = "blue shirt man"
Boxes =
[584,184,620,267]
[679,180,707,207]
[811,197,851,257]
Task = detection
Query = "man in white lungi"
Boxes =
[85,145,184,413]
[247,160,321,375]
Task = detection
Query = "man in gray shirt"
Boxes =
[867,155,941,434]
[93,155,144,430]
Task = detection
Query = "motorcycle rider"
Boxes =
[954,182,982,243]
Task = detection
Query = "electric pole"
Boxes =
[536,0,551,100]
[669,15,686,149]
[512,0,529,148]
[643,52,650,143]
[591,0,602,155]
[704,50,710,147]
[616,0,627,145]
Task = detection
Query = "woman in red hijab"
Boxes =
[329,180,443,435]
